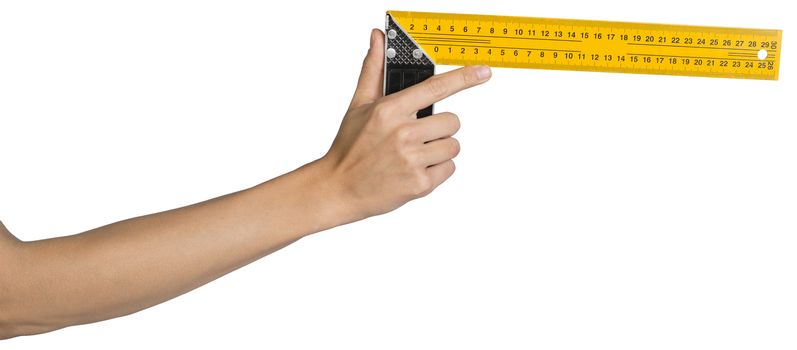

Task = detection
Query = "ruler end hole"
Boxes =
[758,49,768,60]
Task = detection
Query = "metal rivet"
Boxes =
[386,48,397,59]
[387,29,397,40]
[412,49,423,59]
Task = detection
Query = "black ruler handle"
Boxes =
[384,64,434,118]
[384,14,435,118]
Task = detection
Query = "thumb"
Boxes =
[350,29,385,108]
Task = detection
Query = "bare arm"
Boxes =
[0,29,491,339]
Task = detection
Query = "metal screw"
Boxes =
[387,29,397,40]
[386,47,397,59]
[412,49,423,59]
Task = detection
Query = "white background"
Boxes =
[1,0,795,349]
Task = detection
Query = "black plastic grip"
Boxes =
[384,14,435,118]
[385,64,434,118]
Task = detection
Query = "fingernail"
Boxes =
[370,29,376,48]
[475,65,492,81]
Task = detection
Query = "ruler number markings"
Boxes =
[391,11,780,79]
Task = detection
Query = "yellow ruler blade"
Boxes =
[388,11,782,80]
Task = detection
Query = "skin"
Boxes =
[0,29,491,339]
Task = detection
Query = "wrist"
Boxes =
[301,157,367,229]
[256,157,364,237]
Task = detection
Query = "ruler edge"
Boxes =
[388,10,782,81]
[775,29,782,80]
[388,10,782,35]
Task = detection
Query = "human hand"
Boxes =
[316,29,491,221]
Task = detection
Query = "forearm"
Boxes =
[1,159,352,338]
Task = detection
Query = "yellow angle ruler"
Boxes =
[383,11,782,117]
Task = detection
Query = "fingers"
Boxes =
[350,29,385,108]
[420,137,460,167]
[426,160,456,191]
[390,65,491,115]
[414,112,460,142]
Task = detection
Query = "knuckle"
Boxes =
[369,102,396,128]
[394,124,415,144]
[371,101,394,119]
[424,77,449,99]
[409,172,433,197]
[461,68,479,85]
[396,144,417,166]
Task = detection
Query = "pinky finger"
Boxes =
[426,160,456,191]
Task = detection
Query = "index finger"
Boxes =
[390,65,491,114]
